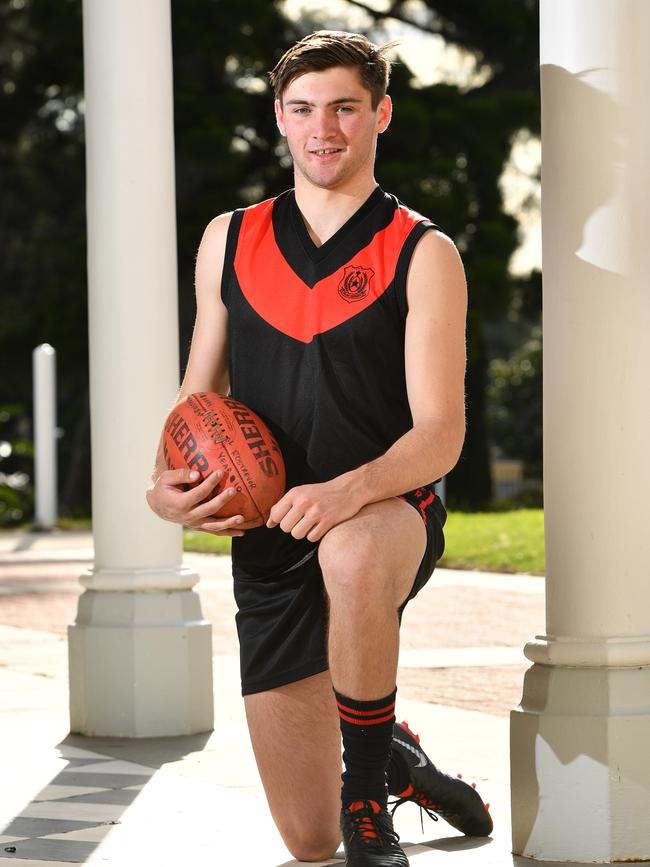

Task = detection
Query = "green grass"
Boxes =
[181,508,545,575]
[439,508,544,574]
[56,517,92,531]
[182,530,232,555]
[5,508,542,574]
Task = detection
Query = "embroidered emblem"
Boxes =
[338,265,375,303]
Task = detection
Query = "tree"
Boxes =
[0,0,89,516]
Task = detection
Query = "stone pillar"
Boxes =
[510,0,650,860]
[69,0,213,737]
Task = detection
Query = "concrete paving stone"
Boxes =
[55,759,109,769]
[0,668,63,692]
[0,626,66,644]
[398,645,528,668]
[2,817,103,839]
[20,802,124,823]
[49,790,139,808]
[60,760,157,776]
[0,640,68,678]
[0,860,75,867]
[53,772,152,790]
[0,836,96,862]
[37,826,114,844]
[434,570,544,594]
[53,746,108,761]
[31,787,108,803]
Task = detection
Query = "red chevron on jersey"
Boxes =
[234,198,422,343]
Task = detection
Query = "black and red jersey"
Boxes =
[220,186,438,575]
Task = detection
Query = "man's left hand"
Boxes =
[267,477,365,542]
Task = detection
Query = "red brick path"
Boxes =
[0,538,544,718]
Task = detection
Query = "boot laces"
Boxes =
[389,787,440,834]
[347,800,399,847]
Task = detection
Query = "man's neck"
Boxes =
[293,176,378,248]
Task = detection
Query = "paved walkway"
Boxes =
[0,530,587,866]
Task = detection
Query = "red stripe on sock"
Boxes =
[338,710,396,726]
[336,700,396,717]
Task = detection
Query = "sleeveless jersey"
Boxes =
[221,186,438,576]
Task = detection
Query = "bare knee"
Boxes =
[319,528,388,602]
[283,826,340,862]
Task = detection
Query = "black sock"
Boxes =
[335,687,397,810]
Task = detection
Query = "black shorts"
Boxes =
[233,486,446,696]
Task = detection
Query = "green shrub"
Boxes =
[0,404,34,527]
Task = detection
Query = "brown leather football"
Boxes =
[164,392,285,527]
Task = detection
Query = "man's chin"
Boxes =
[299,167,348,191]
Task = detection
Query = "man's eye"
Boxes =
[337,106,353,113]
[293,107,310,114]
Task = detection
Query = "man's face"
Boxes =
[275,65,391,191]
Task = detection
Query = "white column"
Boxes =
[69,0,213,736]
[511,0,650,861]
[33,344,58,530]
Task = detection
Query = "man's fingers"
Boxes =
[159,467,200,487]
[196,514,246,534]
[190,485,240,520]
[306,522,328,543]
[184,470,225,507]
[289,514,318,540]
[267,495,292,528]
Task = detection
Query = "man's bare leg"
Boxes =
[318,497,426,699]
[242,498,424,862]
[320,498,494,845]
[244,670,342,862]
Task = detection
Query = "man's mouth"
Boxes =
[310,147,343,156]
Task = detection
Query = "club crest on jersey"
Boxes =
[338,265,375,303]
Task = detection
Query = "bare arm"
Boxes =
[146,213,248,536]
[267,229,467,540]
[348,228,467,496]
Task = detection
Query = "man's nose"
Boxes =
[311,109,337,140]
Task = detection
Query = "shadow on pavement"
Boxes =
[1,731,211,864]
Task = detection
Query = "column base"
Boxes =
[68,581,214,737]
[511,663,650,862]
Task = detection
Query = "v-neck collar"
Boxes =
[289,186,385,263]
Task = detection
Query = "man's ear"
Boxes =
[377,95,392,135]
[275,98,286,136]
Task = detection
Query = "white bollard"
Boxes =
[33,344,57,530]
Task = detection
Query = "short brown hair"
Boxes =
[269,30,397,110]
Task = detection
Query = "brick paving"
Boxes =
[0,530,545,717]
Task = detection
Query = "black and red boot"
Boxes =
[341,799,409,866]
[389,721,493,837]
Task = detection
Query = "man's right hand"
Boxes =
[146,468,247,536]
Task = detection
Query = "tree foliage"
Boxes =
[0,0,540,516]
[489,326,542,476]
[0,0,88,516]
